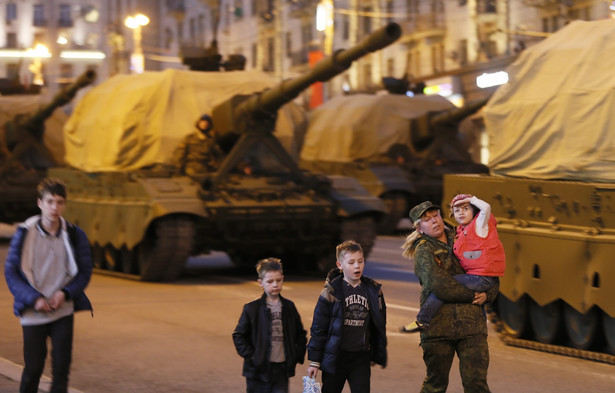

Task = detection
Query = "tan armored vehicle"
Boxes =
[443,19,615,361]
[50,23,402,281]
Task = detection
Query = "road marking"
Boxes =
[387,303,419,312]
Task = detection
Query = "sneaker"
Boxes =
[400,321,426,333]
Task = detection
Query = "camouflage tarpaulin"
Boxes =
[486,19,615,181]
[64,69,305,172]
[300,93,454,163]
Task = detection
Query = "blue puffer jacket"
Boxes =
[307,269,387,374]
[4,219,93,317]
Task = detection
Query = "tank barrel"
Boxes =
[240,22,401,117]
[213,22,401,136]
[4,70,97,151]
[429,97,489,127]
[29,70,97,128]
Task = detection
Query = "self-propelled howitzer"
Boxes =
[50,24,401,281]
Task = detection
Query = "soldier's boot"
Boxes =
[400,320,427,333]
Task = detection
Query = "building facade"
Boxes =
[0,0,612,102]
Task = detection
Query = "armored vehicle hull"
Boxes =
[444,174,615,361]
[50,167,378,280]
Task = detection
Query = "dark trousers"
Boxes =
[417,274,496,324]
[420,334,490,393]
[246,362,289,393]
[322,351,371,393]
[20,315,74,393]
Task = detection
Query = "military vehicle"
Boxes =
[49,22,402,281]
[443,19,615,362]
[0,70,96,223]
[300,94,488,233]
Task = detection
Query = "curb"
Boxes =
[0,357,83,393]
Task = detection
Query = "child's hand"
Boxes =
[307,366,319,378]
[473,292,487,305]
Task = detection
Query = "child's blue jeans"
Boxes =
[416,274,497,324]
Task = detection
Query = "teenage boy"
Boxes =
[5,177,93,393]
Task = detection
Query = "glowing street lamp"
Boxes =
[26,43,50,85]
[124,13,150,74]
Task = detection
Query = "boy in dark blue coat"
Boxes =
[4,177,93,393]
[306,240,387,393]
[233,257,307,393]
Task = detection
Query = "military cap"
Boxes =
[409,201,440,223]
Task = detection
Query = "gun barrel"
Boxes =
[30,70,97,126]
[238,22,401,117]
[429,97,489,127]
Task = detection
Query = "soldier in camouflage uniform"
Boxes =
[402,201,499,393]
[172,114,224,176]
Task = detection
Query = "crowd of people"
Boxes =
[4,132,505,393]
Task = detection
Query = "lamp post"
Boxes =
[125,13,150,74]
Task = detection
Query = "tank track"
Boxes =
[487,308,615,365]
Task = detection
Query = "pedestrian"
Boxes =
[401,201,499,393]
[232,257,307,393]
[306,240,387,393]
[4,177,93,393]
[172,113,224,176]
[401,194,505,333]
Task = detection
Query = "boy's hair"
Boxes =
[256,257,283,279]
[336,240,363,261]
[37,177,67,200]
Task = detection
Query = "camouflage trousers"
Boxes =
[419,334,490,393]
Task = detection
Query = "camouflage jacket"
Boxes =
[172,132,223,175]
[409,226,499,341]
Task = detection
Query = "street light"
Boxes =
[124,13,150,74]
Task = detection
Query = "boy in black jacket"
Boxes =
[306,240,387,393]
[233,257,307,393]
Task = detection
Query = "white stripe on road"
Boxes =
[387,303,420,312]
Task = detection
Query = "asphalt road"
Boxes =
[1,235,614,392]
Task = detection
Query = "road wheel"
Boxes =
[529,299,563,344]
[340,216,376,257]
[137,216,195,281]
[563,304,599,350]
[602,310,615,354]
[378,191,408,234]
[119,246,138,275]
[497,294,529,338]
